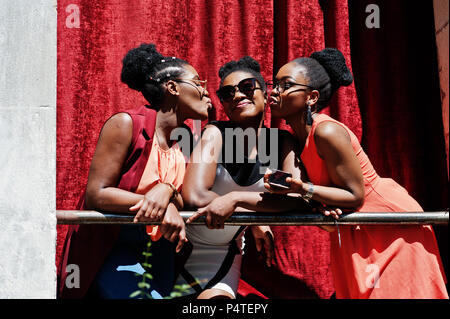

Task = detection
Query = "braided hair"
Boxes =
[120,43,189,106]
[293,48,353,111]
[218,56,266,92]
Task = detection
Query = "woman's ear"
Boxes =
[308,90,320,107]
[166,80,180,96]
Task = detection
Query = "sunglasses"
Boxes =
[216,78,262,102]
[266,80,314,93]
[173,78,208,99]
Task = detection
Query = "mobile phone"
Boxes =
[268,169,292,189]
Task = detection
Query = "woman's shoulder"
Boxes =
[312,114,361,153]
[103,112,133,132]
[313,114,351,138]
[202,121,229,140]
[106,105,155,125]
[102,105,157,145]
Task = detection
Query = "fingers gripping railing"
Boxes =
[56,210,449,226]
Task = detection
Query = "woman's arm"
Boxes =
[186,130,311,227]
[229,130,309,213]
[181,124,223,208]
[85,112,178,217]
[266,122,365,209]
[305,121,364,208]
[85,113,144,212]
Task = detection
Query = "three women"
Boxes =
[60,43,448,299]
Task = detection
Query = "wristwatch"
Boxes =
[302,182,314,202]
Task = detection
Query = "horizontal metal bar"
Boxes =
[56,210,449,226]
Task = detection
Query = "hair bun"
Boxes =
[310,48,353,88]
[121,43,164,91]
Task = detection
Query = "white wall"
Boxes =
[0,0,57,298]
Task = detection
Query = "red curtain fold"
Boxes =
[56,0,448,298]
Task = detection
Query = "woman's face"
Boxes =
[219,71,266,125]
[269,62,311,118]
[174,64,212,121]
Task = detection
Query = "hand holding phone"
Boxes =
[267,169,292,189]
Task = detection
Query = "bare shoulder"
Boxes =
[98,112,133,145]
[313,120,353,159]
[104,112,133,131]
[201,124,223,144]
[202,124,222,136]
[314,120,351,145]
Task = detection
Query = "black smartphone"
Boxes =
[268,169,292,189]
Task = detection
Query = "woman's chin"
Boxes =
[231,109,262,123]
[197,113,208,121]
[268,106,283,118]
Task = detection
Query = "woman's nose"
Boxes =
[269,87,279,96]
[234,88,247,100]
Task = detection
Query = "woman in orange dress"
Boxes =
[264,48,448,299]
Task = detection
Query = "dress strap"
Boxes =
[180,226,247,294]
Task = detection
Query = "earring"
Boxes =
[306,102,313,125]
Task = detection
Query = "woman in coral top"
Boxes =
[59,43,212,298]
[264,48,448,299]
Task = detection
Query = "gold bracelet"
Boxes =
[163,182,179,199]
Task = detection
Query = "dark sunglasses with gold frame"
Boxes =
[216,78,263,103]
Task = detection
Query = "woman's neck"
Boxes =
[155,109,180,150]
[285,111,312,146]
[238,113,265,132]
[240,114,265,159]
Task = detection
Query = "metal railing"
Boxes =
[56,210,449,226]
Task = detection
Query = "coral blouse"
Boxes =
[135,133,186,240]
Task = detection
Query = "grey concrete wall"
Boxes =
[0,0,57,298]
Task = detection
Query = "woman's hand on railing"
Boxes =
[160,203,188,253]
[313,204,342,220]
[130,183,175,223]
[251,226,274,267]
[186,193,237,229]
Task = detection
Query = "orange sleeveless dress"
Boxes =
[135,133,186,241]
[301,114,448,299]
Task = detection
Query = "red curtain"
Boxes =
[56,0,448,298]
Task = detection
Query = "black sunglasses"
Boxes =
[266,79,314,93]
[216,78,262,102]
